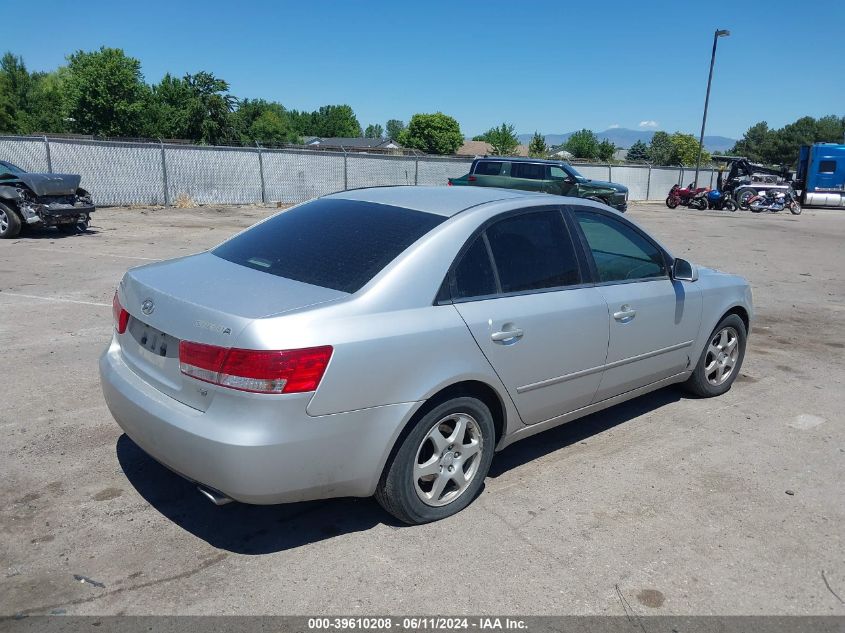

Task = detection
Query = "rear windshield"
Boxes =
[213,198,446,293]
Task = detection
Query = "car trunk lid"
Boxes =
[117,252,347,411]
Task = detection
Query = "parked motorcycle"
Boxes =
[666,183,708,210]
[706,188,738,211]
[747,188,802,215]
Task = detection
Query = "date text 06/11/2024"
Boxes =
[307,617,528,630]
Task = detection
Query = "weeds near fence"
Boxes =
[174,193,198,208]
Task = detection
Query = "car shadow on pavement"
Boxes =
[116,387,684,553]
[116,434,401,555]
[488,387,684,477]
[14,227,100,239]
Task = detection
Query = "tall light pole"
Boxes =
[693,29,730,189]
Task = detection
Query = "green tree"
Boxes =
[647,131,674,165]
[730,121,772,163]
[528,131,548,158]
[730,115,845,167]
[472,133,489,142]
[485,122,519,156]
[312,104,361,138]
[597,138,616,162]
[64,47,148,137]
[146,73,192,138]
[766,116,823,166]
[385,119,405,140]
[364,123,384,139]
[669,132,710,166]
[27,70,68,134]
[232,99,297,144]
[399,112,463,155]
[625,139,649,162]
[0,52,32,133]
[181,71,237,144]
[564,129,599,159]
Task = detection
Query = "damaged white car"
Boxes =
[0,160,95,238]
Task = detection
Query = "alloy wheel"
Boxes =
[0,208,8,234]
[413,412,483,507]
[704,326,739,386]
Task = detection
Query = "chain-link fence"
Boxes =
[0,135,717,207]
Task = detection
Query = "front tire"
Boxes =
[790,201,802,215]
[723,199,738,212]
[375,397,495,524]
[684,314,747,397]
[0,202,21,239]
[666,196,680,209]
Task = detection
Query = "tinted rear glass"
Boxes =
[213,198,445,293]
[510,163,547,180]
[474,161,504,175]
[453,236,497,299]
[486,210,581,293]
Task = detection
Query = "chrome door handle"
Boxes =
[613,305,636,322]
[491,328,524,342]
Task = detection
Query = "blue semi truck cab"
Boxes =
[796,143,845,207]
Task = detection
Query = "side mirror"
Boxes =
[672,258,698,282]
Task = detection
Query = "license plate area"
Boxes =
[127,318,179,370]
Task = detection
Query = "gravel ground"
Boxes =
[1,201,843,616]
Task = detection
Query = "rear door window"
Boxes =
[214,198,445,293]
[486,210,581,293]
[510,163,548,180]
[474,161,505,176]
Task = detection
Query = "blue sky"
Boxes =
[4,0,843,139]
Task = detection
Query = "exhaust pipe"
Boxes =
[197,484,233,506]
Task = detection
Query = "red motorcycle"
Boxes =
[666,183,708,210]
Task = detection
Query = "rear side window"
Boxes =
[574,211,666,282]
[510,163,547,180]
[213,198,445,293]
[474,161,504,176]
[453,236,497,299]
[486,210,581,293]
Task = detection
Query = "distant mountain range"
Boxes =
[516,128,736,153]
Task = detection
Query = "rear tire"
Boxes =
[684,314,747,398]
[738,190,756,210]
[723,199,738,212]
[375,397,495,525]
[691,197,707,210]
[0,202,21,239]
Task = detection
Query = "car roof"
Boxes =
[472,157,570,165]
[325,185,546,217]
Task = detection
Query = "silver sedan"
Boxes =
[100,186,752,524]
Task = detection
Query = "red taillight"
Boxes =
[178,341,333,394]
[447,180,452,186]
[468,175,477,182]
[112,291,129,334]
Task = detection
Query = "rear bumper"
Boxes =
[99,339,416,504]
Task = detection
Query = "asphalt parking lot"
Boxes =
[1,201,843,616]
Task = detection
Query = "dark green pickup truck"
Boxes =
[448,157,628,212]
